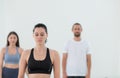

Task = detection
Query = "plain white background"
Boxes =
[0,0,120,78]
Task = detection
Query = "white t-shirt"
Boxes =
[63,39,91,76]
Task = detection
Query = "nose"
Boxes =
[75,29,79,32]
[11,39,15,42]
[37,35,43,39]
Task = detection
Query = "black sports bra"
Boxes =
[28,48,53,74]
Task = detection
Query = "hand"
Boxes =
[86,73,90,78]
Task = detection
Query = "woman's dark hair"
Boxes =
[6,31,20,47]
[33,23,48,34]
[33,23,48,43]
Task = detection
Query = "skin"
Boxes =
[18,27,60,78]
[62,24,91,78]
[0,34,23,78]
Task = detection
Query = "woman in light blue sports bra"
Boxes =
[0,31,23,78]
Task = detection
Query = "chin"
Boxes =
[38,42,44,45]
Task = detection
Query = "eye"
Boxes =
[14,37,17,39]
[75,28,77,30]
[75,28,80,30]
[35,33,39,36]
[40,33,44,36]
[34,32,45,37]
[10,37,12,39]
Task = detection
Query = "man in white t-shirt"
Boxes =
[62,23,91,78]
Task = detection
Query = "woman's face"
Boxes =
[33,27,48,45]
[8,34,17,46]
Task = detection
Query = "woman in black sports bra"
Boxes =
[18,23,60,78]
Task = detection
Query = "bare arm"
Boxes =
[18,47,24,55]
[53,51,60,78]
[18,48,28,77]
[0,48,5,78]
[18,50,28,78]
[62,53,68,78]
[86,54,91,78]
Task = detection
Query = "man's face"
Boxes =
[72,25,82,37]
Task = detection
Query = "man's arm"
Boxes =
[86,54,91,78]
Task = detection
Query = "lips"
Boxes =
[38,39,43,42]
[11,41,15,43]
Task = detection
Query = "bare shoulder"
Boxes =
[49,49,59,56]
[22,49,31,56]
[49,49,60,62]
[22,49,32,62]
[49,49,60,66]
[0,47,7,54]
[18,47,23,51]
[18,47,24,54]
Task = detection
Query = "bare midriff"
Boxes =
[28,74,50,78]
[4,64,19,69]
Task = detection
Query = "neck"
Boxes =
[35,44,46,52]
[8,45,16,48]
[74,37,81,41]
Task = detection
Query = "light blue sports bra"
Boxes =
[4,47,20,64]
